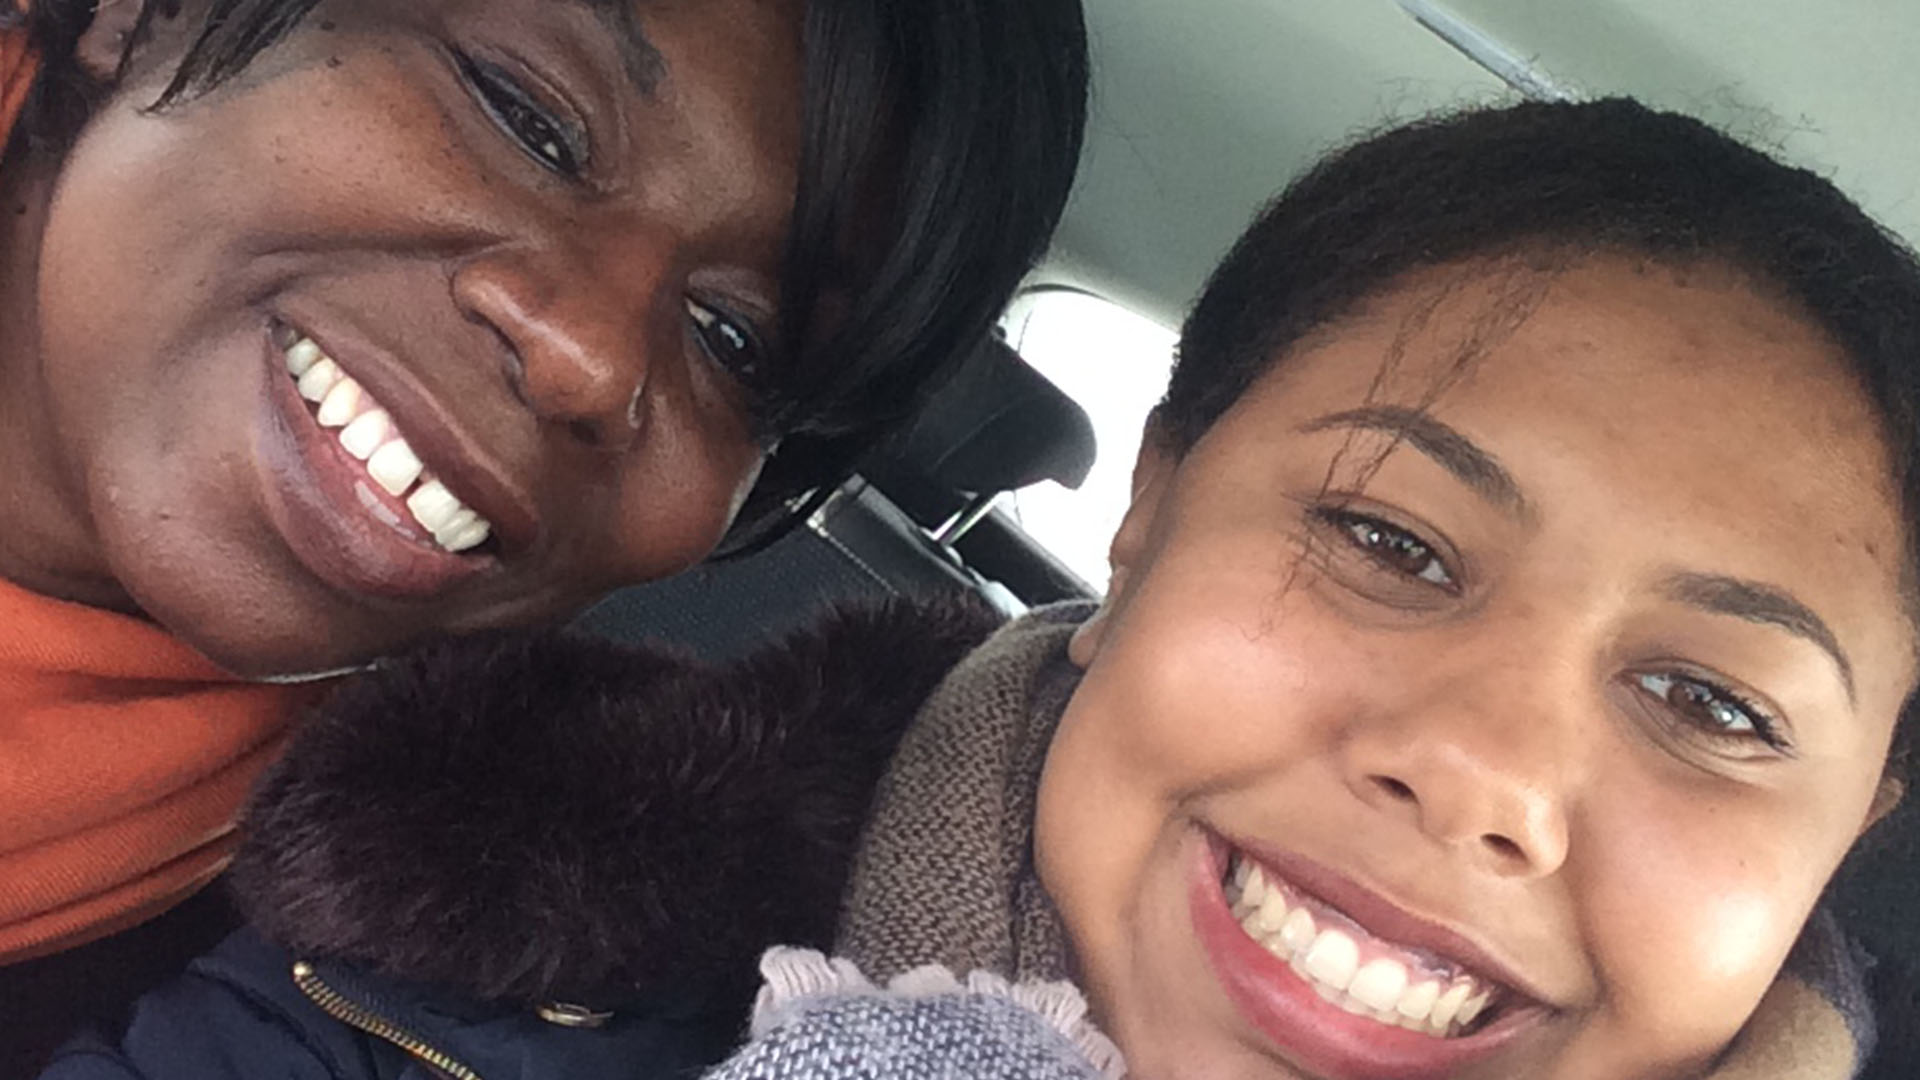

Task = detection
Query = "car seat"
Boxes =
[575,335,1097,660]
[1832,791,1919,1076]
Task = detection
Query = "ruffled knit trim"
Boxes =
[753,946,1128,1078]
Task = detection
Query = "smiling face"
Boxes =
[1037,257,1914,1080]
[0,0,802,674]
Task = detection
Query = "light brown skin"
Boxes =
[1039,258,1912,1079]
[0,0,803,676]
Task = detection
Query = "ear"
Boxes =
[1068,412,1180,669]
[1862,771,1905,834]
[72,0,150,83]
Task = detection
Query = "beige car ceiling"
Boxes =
[1039,0,1920,331]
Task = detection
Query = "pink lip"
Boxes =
[1228,836,1551,1005]
[256,326,502,602]
[1188,831,1547,1080]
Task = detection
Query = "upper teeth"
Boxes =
[1225,853,1495,1039]
[285,336,493,554]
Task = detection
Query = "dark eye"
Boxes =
[686,299,767,386]
[1320,508,1456,589]
[1633,672,1789,751]
[456,53,584,176]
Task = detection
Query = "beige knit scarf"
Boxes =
[836,606,1868,1078]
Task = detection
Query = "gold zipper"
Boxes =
[291,961,488,1080]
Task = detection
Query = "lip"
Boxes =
[1189,830,1548,1080]
[1228,834,1552,1007]
[256,323,506,602]
[273,307,541,558]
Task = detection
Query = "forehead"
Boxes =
[1213,255,1916,708]
[636,0,806,223]
[377,0,805,215]
[636,0,805,143]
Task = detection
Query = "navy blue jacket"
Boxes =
[43,929,732,1080]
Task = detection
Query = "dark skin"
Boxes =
[0,0,804,676]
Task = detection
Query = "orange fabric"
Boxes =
[0,575,308,964]
[1,0,34,152]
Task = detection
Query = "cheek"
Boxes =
[1571,771,1829,1060]
[1080,541,1371,788]
[47,49,482,268]
[1037,543,1358,937]
[37,56,473,390]
[581,410,762,583]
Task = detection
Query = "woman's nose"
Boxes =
[451,234,676,451]
[1339,682,1577,879]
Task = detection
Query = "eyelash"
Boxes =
[1316,507,1791,754]
[455,51,587,177]
[1314,507,1459,592]
[1632,671,1791,753]
[686,298,770,392]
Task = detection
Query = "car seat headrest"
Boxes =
[879,336,1097,496]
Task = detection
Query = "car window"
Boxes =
[998,288,1177,593]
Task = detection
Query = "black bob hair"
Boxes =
[10,0,1089,545]
[1167,97,1920,775]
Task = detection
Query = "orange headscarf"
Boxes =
[0,577,310,964]
[0,572,309,957]
[0,2,310,965]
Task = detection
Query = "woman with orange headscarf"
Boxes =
[0,0,1088,1069]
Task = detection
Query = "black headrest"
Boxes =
[879,336,1096,495]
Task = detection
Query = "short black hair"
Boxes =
[1168,97,1920,776]
[12,0,1089,537]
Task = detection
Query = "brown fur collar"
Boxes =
[228,591,1005,1011]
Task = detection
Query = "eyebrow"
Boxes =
[1661,573,1856,702]
[1300,406,1528,517]
[576,0,668,96]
